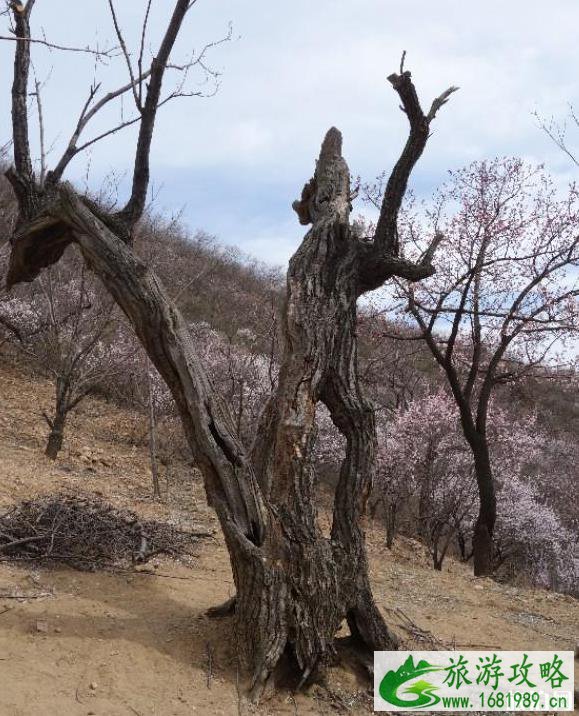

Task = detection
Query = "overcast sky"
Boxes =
[2,0,579,267]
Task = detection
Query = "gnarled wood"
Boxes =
[5,50,454,694]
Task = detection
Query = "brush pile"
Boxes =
[0,493,211,570]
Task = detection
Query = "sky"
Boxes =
[2,0,579,268]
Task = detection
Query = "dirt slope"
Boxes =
[0,357,577,715]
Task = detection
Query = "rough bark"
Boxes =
[5,130,400,689]
[11,2,34,183]
[249,129,399,678]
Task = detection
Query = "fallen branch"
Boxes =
[0,535,44,552]
[0,35,118,56]
[389,607,446,648]
[0,590,53,600]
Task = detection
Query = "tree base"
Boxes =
[473,523,493,577]
[45,430,63,460]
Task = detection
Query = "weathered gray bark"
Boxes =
[247,129,399,680]
[7,132,399,688]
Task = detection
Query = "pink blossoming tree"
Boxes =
[368,159,579,575]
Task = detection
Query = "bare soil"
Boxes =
[0,357,577,715]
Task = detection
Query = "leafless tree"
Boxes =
[0,253,122,458]
[536,107,579,168]
[2,2,456,694]
[358,310,435,417]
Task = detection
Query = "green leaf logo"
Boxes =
[379,655,444,709]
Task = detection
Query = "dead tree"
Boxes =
[2,1,456,694]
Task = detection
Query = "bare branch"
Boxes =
[48,54,214,185]
[107,0,140,110]
[73,115,142,156]
[399,49,406,74]
[48,71,152,183]
[418,230,444,266]
[9,1,228,191]
[0,34,119,57]
[358,235,440,293]
[426,85,460,123]
[121,0,193,231]
[30,70,46,186]
[10,0,34,180]
[372,70,457,255]
[137,0,154,105]
[357,63,456,293]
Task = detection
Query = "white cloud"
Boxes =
[2,1,579,264]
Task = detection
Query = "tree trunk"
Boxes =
[432,525,454,572]
[235,128,398,684]
[385,501,397,550]
[6,129,399,692]
[147,367,162,499]
[471,439,496,577]
[45,408,66,459]
[456,526,470,562]
[45,379,68,459]
[473,520,493,577]
[417,439,434,541]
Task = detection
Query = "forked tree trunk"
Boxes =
[9,74,460,691]
[245,129,399,678]
[5,0,456,690]
[6,129,398,691]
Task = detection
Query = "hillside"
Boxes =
[0,356,577,716]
